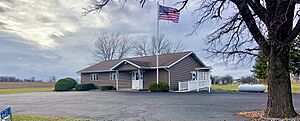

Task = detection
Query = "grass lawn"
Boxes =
[211,84,239,92]
[13,115,84,121]
[291,82,300,93]
[212,82,300,93]
[0,88,54,95]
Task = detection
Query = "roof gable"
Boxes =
[110,60,141,70]
[169,53,207,69]
[78,51,206,73]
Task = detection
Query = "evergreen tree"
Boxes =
[290,40,300,75]
[252,56,268,83]
[253,39,300,82]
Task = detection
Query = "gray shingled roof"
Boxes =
[78,51,194,73]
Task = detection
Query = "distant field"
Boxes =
[212,82,300,93]
[0,82,54,94]
[0,82,54,89]
[0,88,54,94]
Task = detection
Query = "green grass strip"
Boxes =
[0,88,54,95]
[13,115,85,121]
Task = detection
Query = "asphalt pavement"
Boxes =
[0,91,299,121]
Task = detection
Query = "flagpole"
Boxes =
[156,1,159,85]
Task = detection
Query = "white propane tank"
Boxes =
[238,84,266,93]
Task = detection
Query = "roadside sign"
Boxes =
[0,107,12,121]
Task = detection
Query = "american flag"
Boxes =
[158,5,180,23]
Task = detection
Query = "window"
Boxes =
[198,71,209,80]
[110,72,118,81]
[198,72,203,80]
[135,72,139,80]
[132,71,143,80]
[90,73,99,81]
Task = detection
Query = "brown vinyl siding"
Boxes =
[81,72,115,88]
[118,71,131,89]
[80,55,203,90]
[169,55,204,90]
[80,52,207,91]
[81,71,131,89]
[143,69,168,89]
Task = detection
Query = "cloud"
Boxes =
[0,0,106,48]
[0,0,253,80]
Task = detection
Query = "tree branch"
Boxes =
[83,0,110,16]
[176,0,189,11]
[284,19,300,43]
[83,0,148,15]
[246,0,267,24]
[230,0,270,56]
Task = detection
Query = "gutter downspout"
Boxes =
[164,68,171,90]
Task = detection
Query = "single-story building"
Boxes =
[78,51,212,91]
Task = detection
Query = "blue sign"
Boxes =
[137,73,140,80]
[1,107,11,119]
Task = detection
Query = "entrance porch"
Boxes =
[178,67,212,92]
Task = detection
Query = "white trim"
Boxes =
[178,80,211,92]
[109,72,118,81]
[80,67,169,74]
[90,73,99,81]
[81,66,169,74]
[167,52,194,68]
[195,66,212,70]
[79,70,113,74]
[191,54,208,68]
[131,70,143,90]
[110,60,141,70]
[167,52,209,68]
[141,66,169,69]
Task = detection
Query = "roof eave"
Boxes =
[195,66,212,70]
[78,70,114,74]
[110,59,141,70]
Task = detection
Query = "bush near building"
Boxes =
[149,82,169,92]
[75,83,95,91]
[54,78,77,91]
[100,86,114,91]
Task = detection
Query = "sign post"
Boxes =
[1,107,12,121]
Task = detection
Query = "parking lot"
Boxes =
[0,91,299,121]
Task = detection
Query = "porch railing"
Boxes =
[178,80,211,92]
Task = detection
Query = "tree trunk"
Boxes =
[265,44,298,118]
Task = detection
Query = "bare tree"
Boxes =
[0,76,23,82]
[84,0,300,118]
[165,39,185,54]
[48,76,57,82]
[118,36,132,59]
[133,34,185,56]
[132,37,149,56]
[93,33,132,61]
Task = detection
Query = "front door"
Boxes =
[132,71,143,89]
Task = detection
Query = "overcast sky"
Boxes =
[0,0,254,81]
